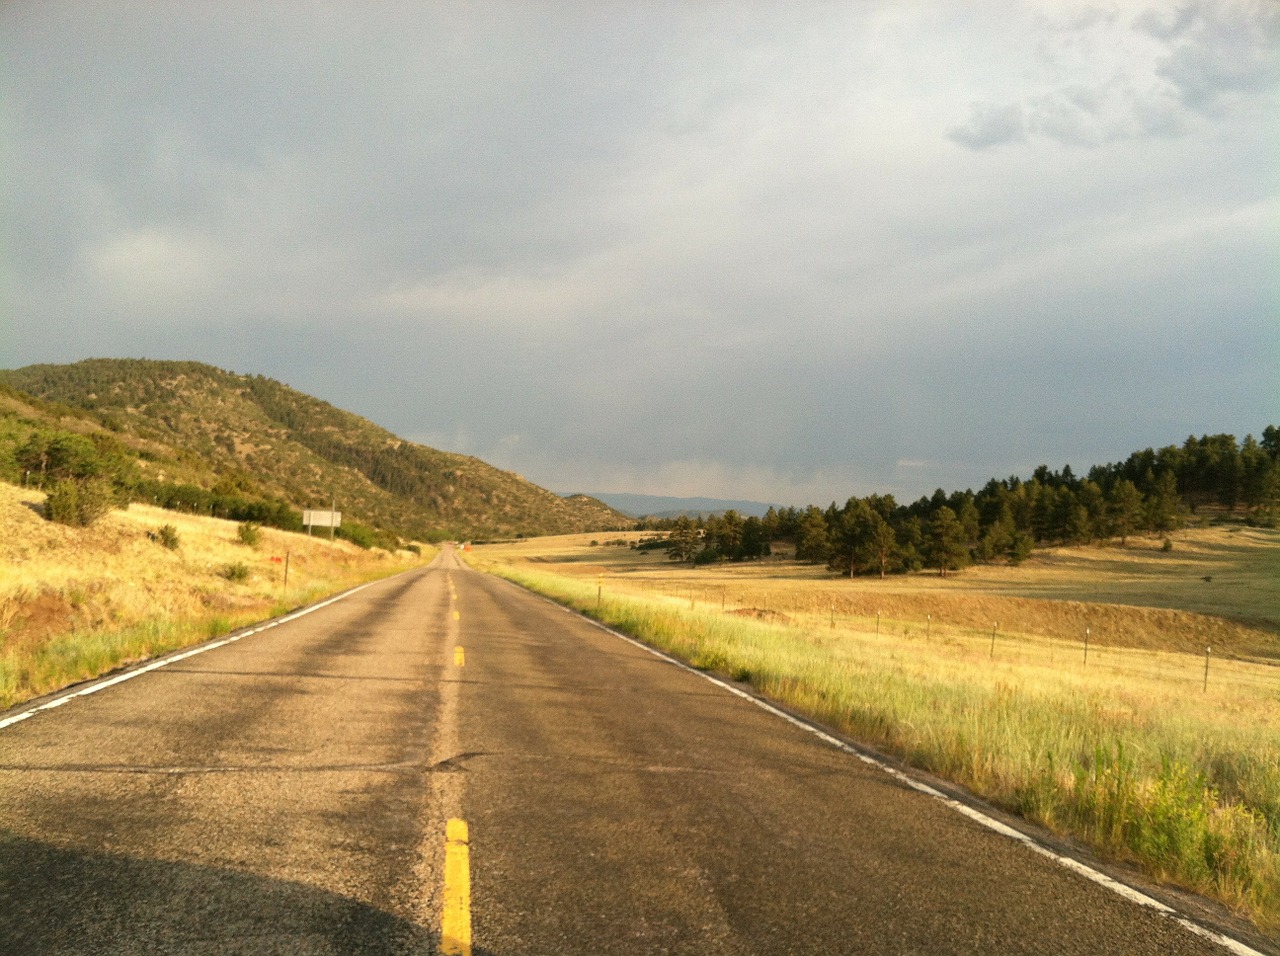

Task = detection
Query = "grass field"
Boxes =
[469,528,1280,933]
[0,481,431,710]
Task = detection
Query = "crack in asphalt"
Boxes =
[0,752,492,776]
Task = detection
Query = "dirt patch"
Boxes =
[1,588,78,651]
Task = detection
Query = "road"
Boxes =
[0,546,1264,955]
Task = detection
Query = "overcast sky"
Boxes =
[2,1,1277,506]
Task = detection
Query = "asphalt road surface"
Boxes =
[0,546,1266,955]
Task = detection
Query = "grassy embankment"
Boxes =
[0,482,433,710]
[469,528,1280,933]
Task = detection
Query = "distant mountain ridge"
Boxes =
[0,359,628,541]
[582,492,782,519]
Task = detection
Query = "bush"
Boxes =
[221,562,250,582]
[692,545,722,565]
[156,524,180,550]
[44,478,115,527]
[336,522,380,549]
[43,481,79,525]
[237,522,261,547]
[1008,531,1035,565]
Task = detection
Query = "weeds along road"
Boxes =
[0,545,1255,956]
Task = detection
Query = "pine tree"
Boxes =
[1146,470,1183,532]
[665,516,701,563]
[1108,479,1143,544]
[795,506,832,563]
[927,506,968,577]
[867,513,899,578]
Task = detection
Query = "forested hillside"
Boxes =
[650,428,1280,576]
[0,359,626,542]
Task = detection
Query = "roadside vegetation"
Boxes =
[0,481,432,710]
[469,529,1280,933]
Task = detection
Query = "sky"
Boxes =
[2,1,1277,507]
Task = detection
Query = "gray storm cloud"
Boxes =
[2,0,1277,505]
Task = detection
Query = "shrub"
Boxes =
[157,524,180,550]
[237,522,261,547]
[44,478,115,527]
[1008,531,1035,565]
[335,522,379,549]
[221,562,250,582]
[43,480,79,525]
[693,545,722,565]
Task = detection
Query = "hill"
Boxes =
[0,359,628,541]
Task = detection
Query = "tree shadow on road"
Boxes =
[0,830,498,956]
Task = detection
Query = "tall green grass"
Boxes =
[496,565,1280,932]
[0,616,228,708]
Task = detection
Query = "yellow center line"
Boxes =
[453,609,461,621]
[442,818,472,956]
[454,646,465,667]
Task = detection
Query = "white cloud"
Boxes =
[949,102,1028,149]
[1152,0,1280,113]
[949,0,1277,149]
[85,227,223,315]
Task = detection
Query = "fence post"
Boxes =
[1084,627,1090,666]
[1203,645,1211,692]
[990,623,998,659]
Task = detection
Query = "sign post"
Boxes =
[303,509,342,538]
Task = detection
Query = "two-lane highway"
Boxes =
[0,546,1262,954]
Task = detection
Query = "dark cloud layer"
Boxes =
[3,1,1277,505]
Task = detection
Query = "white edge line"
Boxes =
[0,581,382,733]
[510,582,1269,956]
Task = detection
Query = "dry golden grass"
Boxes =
[477,527,1280,661]
[0,482,432,708]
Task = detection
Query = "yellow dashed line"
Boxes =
[442,818,472,956]
[453,610,461,622]
[454,646,465,667]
